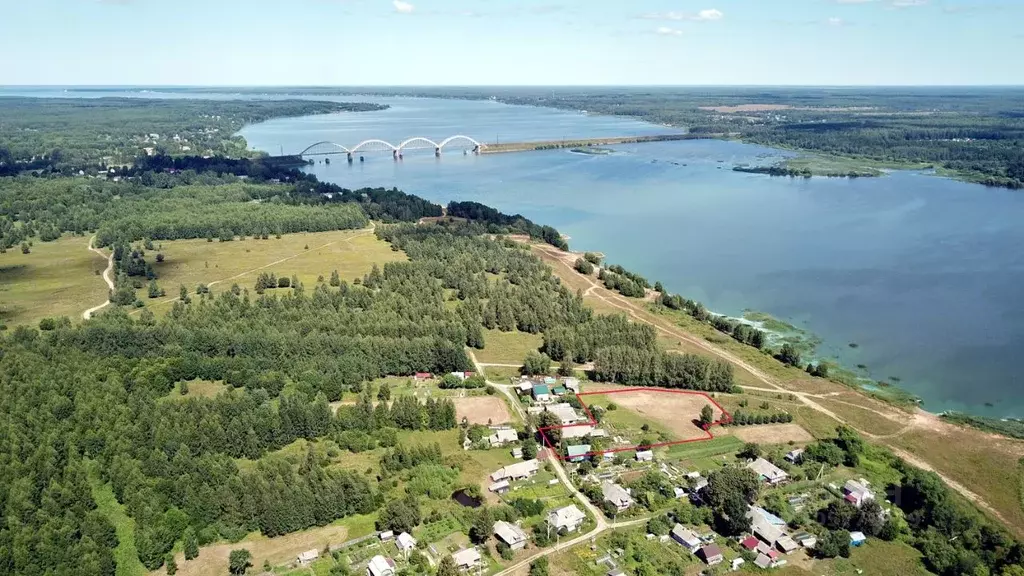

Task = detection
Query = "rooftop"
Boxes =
[567,444,591,458]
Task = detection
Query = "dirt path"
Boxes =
[83,235,115,319]
[528,242,1017,530]
[131,226,375,314]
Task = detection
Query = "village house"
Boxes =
[489,479,510,494]
[297,549,319,566]
[488,428,519,447]
[547,505,587,533]
[747,506,790,550]
[545,403,584,424]
[698,543,724,566]
[748,457,789,485]
[671,524,702,551]
[414,372,433,382]
[490,459,540,482]
[395,532,416,553]
[567,444,591,462]
[561,424,607,440]
[452,548,482,571]
[843,479,875,508]
[367,555,397,576]
[601,481,634,512]
[635,450,653,462]
[494,520,529,550]
[532,384,551,403]
[784,448,805,463]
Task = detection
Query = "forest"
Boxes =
[0,97,384,172]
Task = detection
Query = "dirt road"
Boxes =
[83,235,114,319]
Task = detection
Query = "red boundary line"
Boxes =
[537,387,732,461]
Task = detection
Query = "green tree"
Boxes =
[522,351,551,376]
[529,557,550,576]
[228,549,251,575]
[738,442,761,459]
[436,556,460,576]
[330,269,341,286]
[705,466,760,509]
[183,527,199,560]
[378,382,392,402]
[717,494,752,536]
[776,343,801,367]
[816,530,851,559]
[179,381,190,396]
[469,508,492,544]
[699,404,715,427]
[148,279,161,299]
[165,554,177,575]
[521,436,538,459]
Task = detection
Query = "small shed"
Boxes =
[850,531,867,546]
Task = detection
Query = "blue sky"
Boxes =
[2,0,1021,85]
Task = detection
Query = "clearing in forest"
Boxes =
[454,396,513,425]
[0,234,109,327]
[541,387,731,460]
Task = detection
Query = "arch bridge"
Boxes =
[299,135,485,161]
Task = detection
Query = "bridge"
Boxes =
[299,135,485,161]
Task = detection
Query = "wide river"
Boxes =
[6,89,1021,417]
[240,96,1024,419]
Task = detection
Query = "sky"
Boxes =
[1,0,1022,86]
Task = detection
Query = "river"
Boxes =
[6,89,1023,418]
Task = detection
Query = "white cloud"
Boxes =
[656,26,683,36]
[393,0,414,14]
[828,16,845,25]
[643,8,723,21]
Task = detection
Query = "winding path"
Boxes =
[83,235,114,320]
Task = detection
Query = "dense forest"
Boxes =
[344,86,1024,189]
[0,97,384,172]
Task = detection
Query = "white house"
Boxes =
[488,429,519,447]
[601,481,634,512]
[490,459,540,482]
[452,548,482,570]
[396,532,416,553]
[635,450,654,462]
[367,555,396,576]
[670,524,702,551]
[748,457,789,485]
[494,520,529,550]
[547,505,586,533]
[843,479,875,508]
[297,549,319,566]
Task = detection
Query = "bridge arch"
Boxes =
[438,135,483,150]
[397,137,440,151]
[298,141,350,156]
[350,139,398,153]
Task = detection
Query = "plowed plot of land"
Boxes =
[731,423,813,444]
[595,390,726,441]
[455,396,512,425]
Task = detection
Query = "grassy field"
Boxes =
[87,464,147,576]
[475,329,543,365]
[136,228,402,313]
[165,379,228,400]
[814,397,909,437]
[482,365,522,382]
[0,234,109,327]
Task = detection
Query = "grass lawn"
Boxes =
[135,228,403,314]
[87,463,147,576]
[475,329,543,365]
[165,379,228,400]
[814,397,908,437]
[482,365,522,382]
[816,539,932,576]
[0,234,109,327]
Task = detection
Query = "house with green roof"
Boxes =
[532,384,551,402]
[567,444,591,462]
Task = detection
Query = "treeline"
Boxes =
[659,292,768,350]
[447,201,568,250]
[0,96,385,171]
[593,346,734,391]
[542,315,657,364]
[723,410,794,426]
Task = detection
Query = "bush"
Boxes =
[278,277,290,288]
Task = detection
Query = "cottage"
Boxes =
[414,372,433,382]
[562,425,596,439]
[449,371,468,381]
[494,520,528,550]
[601,481,633,512]
[543,376,557,385]
[747,507,787,548]
[850,531,867,547]
[367,555,397,576]
[567,444,591,462]
[396,532,416,553]
[635,450,654,462]
[533,384,551,403]
[488,428,519,447]
[698,543,724,566]
[784,448,804,463]
[671,524,702,551]
[511,447,524,458]
[452,548,482,570]
[489,479,510,494]
[547,505,586,533]
[547,403,584,424]
[379,530,394,541]
[843,479,875,508]
[490,459,540,482]
[297,549,319,566]
[748,458,789,485]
